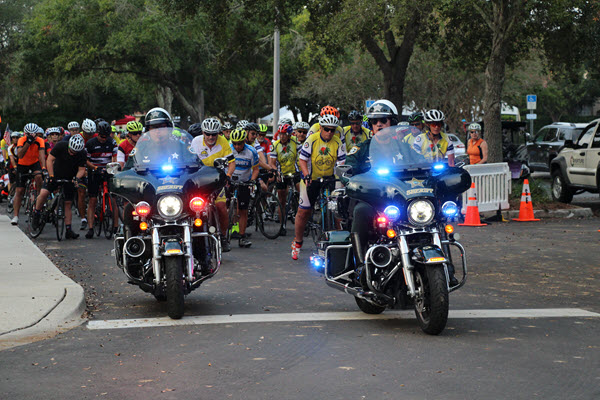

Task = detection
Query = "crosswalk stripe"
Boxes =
[86,308,600,330]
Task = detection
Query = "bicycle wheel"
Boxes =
[94,201,102,237]
[256,192,283,239]
[103,194,114,239]
[226,197,237,243]
[6,184,16,214]
[27,199,45,238]
[287,190,299,224]
[55,193,65,241]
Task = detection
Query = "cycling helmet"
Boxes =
[126,120,143,133]
[230,129,247,142]
[144,107,173,129]
[236,120,249,129]
[424,109,445,122]
[201,117,221,134]
[278,117,292,126]
[259,124,269,133]
[111,125,117,133]
[408,112,424,123]
[319,114,340,127]
[97,121,112,137]
[277,124,293,135]
[468,123,482,131]
[366,100,398,118]
[68,134,85,152]
[188,123,202,137]
[10,131,20,138]
[59,126,65,135]
[347,110,362,121]
[47,127,61,135]
[293,121,310,130]
[82,119,96,134]
[245,122,259,132]
[36,126,44,135]
[67,121,80,130]
[320,105,340,118]
[222,122,233,130]
[24,123,39,135]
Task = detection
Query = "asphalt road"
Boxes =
[1,213,599,399]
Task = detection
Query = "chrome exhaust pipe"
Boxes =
[124,236,146,258]
[367,245,393,269]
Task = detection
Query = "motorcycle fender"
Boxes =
[412,245,447,264]
[162,239,184,257]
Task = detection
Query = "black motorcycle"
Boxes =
[108,128,226,319]
[311,130,471,335]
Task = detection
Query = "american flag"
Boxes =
[3,124,11,144]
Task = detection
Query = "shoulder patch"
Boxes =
[348,146,359,155]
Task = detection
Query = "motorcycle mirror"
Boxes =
[455,161,466,168]
[106,162,121,175]
[335,165,353,177]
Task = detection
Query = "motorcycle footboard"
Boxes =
[190,232,221,287]
[321,243,353,280]
[442,240,467,292]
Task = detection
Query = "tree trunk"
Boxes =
[156,86,174,114]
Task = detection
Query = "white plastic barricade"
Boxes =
[461,163,511,214]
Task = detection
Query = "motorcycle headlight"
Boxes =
[407,200,435,226]
[157,195,183,219]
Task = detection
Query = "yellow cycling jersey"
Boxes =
[342,126,371,152]
[412,131,455,162]
[308,123,344,144]
[402,132,420,147]
[269,137,299,175]
[190,134,234,167]
[298,132,346,179]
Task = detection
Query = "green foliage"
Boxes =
[511,178,550,205]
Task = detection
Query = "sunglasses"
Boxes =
[410,122,422,126]
[428,122,443,127]
[296,130,308,135]
[469,130,480,134]
[370,117,389,124]
[232,141,245,146]
[49,132,60,136]
[350,121,361,125]
[130,132,142,136]
[204,133,218,137]
[322,127,337,133]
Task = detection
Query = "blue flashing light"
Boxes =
[310,255,325,272]
[376,168,390,176]
[384,205,400,222]
[433,163,445,171]
[162,164,174,172]
[442,201,459,217]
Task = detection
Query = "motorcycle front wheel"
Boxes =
[414,266,449,335]
[165,256,185,319]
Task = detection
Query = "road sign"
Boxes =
[365,100,375,111]
[527,94,537,110]
[526,113,537,120]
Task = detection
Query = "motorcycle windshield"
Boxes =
[131,128,200,171]
[368,125,433,173]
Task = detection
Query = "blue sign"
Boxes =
[527,95,537,103]
[365,100,375,110]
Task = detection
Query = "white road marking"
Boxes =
[86,308,600,330]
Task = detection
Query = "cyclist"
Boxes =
[402,112,424,146]
[412,109,455,166]
[257,124,272,154]
[6,131,20,193]
[11,123,46,225]
[229,129,259,248]
[269,123,299,236]
[67,121,80,137]
[307,106,344,145]
[31,135,87,239]
[236,120,249,130]
[45,127,62,156]
[342,110,371,153]
[72,118,97,230]
[291,114,346,260]
[245,122,276,191]
[117,121,143,169]
[293,121,310,145]
[222,122,233,141]
[190,117,236,252]
[188,123,202,138]
[84,121,118,239]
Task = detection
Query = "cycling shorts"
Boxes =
[236,185,251,210]
[87,171,108,197]
[16,162,42,188]
[275,174,300,190]
[298,177,336,210]
[43,180,76,202]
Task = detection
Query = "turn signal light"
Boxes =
[376,216,387,228]
[194,218,203,227]
[445,224,454,234]
[189,197,206,212]
[135,201,151,217]
[428,257,446,263]
[140,221,148,231]
[386,229,396,238]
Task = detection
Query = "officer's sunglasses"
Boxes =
[369,117,389,124]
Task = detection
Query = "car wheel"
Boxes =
[551,169,573,203]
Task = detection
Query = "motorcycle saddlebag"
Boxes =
[317,230,353,276]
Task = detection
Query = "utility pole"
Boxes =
[273,27,280,129]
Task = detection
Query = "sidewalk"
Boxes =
[0,215,86,350]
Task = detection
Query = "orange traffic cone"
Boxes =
[513,179,540,222]
[458,183,487,226]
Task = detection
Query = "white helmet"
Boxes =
[144,107,173,129]
[278,117,293,126]
[82,119,96,134]
[424,109,445,123]
[36,126,44,135]
[468,123,481,131]
[67,121,80,130]
[201,117,221,134]
[319,114,339,128]
[236,120,249,129]
[366,99,398,118]
[68,134,85,152]
[46,127,61,136]
[222,122,233,130]
[23,123,39,135]
[294,121,310,130]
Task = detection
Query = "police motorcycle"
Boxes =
[310,127,471,335]
[108,128,226,319]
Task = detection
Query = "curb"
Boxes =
[481,207,594,220]
[0,215,87,350]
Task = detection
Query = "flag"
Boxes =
[3,124,11,144]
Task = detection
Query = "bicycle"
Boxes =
[28,179,71,240]
[304,176,337,246]
[269,171,300,228]
[91,169,115,239]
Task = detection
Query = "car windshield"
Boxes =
[131,128,200,170]
[368,126,431,171]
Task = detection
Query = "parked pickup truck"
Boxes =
[550,118,600,203]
